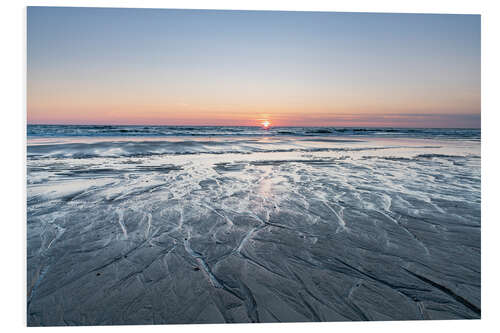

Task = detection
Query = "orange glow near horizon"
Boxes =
[26,87,481,128]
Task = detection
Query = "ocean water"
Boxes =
[28,124,481,139]
[27,125,481,325]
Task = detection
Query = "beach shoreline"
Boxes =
[27,129,481,325]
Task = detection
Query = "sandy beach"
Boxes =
[27,127,480,325]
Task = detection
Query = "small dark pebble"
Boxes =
[193,267,200,271]
[96,273,101,276]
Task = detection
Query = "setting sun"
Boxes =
[261,120,271,128]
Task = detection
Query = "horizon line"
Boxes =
[26,123,481,130]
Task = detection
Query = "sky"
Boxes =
[27,7,480,128]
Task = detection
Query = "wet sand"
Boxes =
[27,136,480,325]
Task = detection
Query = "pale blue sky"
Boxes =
[27,7,480,127]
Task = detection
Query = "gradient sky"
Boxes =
[27,7,480,127]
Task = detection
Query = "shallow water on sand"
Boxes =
[27,135,480,325]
